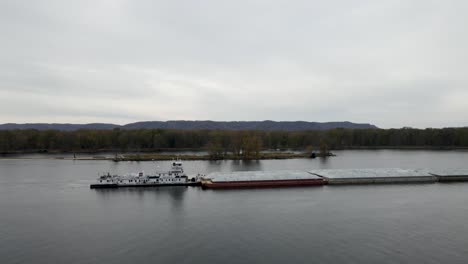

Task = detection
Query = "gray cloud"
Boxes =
[0,0,467,128]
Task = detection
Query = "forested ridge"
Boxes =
[1,127,468,154]
[0,120,376,131]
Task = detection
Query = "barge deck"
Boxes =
[430,168,468,182]
[200,168,468,189]
[201,170,325,189]
[310,168,437,185]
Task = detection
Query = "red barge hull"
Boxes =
[202,178,325,189]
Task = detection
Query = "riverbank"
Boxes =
[117,152,333,161]
[4,146,468,161]
[0,152,334,161]
[2,145,468,156]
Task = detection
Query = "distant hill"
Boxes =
[122,121,377,130]
[0,120,377,131]
[0,123,119,131]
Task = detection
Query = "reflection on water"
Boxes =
[319,156,329,166]
[203,159,264,173]
[95,186,189,210]
[230,159,263,171]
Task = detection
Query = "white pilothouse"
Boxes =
[90,161,203,188]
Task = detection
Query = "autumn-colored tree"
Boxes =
[319,139,329,157]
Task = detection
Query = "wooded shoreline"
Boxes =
[3,145,468,155]
[2,127,468,159]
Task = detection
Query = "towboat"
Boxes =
[90,161,203,189]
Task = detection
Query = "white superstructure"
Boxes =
[91,161,203,188]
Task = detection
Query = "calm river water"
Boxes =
[1,150,468,263]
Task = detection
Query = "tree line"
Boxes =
[1,127,468,154]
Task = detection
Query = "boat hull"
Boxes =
[90,183,119,189]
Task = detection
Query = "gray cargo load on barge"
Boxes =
[309,168,437,185]
[201,170,325,188]
[206,170,322,182]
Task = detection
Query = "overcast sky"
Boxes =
[0,0,467,128]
